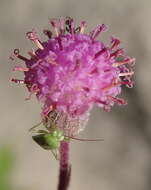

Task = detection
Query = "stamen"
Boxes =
[94,48,106,59]
[107,95,127,105]
[14,49,29,62]
[94,98,107,105]
[120,81,134,86]
[71,59,81,72]
[43,29,52,39]
[13,66,29,72]
[113,58,136,67]
[50,19,59,37]
[74,27,80,33]
[45,56,57,65]
[26,30,44,50]
[111,36,120,49]
[104,105,111,112]
[82,87,90,92]
[89,67,98,74]
[28,49,37,59]
[25,84,39,100]
[102,80,118,91]
[125,81,134,88]
[42,107,52,117]
[79,21,86,34]
[110,49,124,57]
[65,17,75,37]
[57,37,63,50]
[59,18,65,34]
[90,24,108,40]
[119,71,134,77]
[11,78,25,84]
[67,18,75,37]
[102,79,134,91]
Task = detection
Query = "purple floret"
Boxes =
[12,17,135,135]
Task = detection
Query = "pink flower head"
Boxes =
[11,17,135,135]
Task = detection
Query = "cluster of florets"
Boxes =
[11,17,135,134]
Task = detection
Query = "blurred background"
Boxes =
[0,0,151,189]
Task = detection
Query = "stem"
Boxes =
[57,141,71,190]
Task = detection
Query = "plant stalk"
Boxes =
[57,141,71,190]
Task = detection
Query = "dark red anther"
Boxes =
[110,48,124,57]
[82,87,90,92]
[57,37,63,50]
[94,98,107,105]
[65,17,75,35]
[74,26,80,33]
[31,83,39,92]
[43,30,52,39]
[94,48,106,59]
[13,66,29,72]
[50,18,58,28]
[26,30,44,50]
[104,105,111,112]
[14,49,29,62]
[79,21,86,33]
[90,24,108,40]
[50,18,59,36]
[26,31,38,41]
[11,78,25,84]
[59,18,65,34]
[69,19,74,36]
[111,36,120,49]
[89,67,98,74]
[107,95,127,105]
[120,81,133,86]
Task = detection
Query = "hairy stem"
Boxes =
[57,141,71,190]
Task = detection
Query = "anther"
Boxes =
[57,37,63,50]
[11,78,25,84]
[43,29,52,39]
[118,71,134,77]
[50,19,59,37]
[89,67,98,74]
[45,56,57,65]
[102,79,127,91]
[59,18,65,34]
[65,17,75,37]
[79,21,86,34]
[26,31,44,50]
[107,95,127,105]
[74,27,80,33]
[25,84,39,100]
[113,58,136,67]
[28,49,37,59]
[111,36,120,49]
[90,24,108,40]
[110,49,124,57]
[14,49,29,62]
[94,48,106,59]
[13,66,29,72]
[68,18,75,38]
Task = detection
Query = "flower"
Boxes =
[11,17,135,135]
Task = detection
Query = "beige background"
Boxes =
[1,0,151,189]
